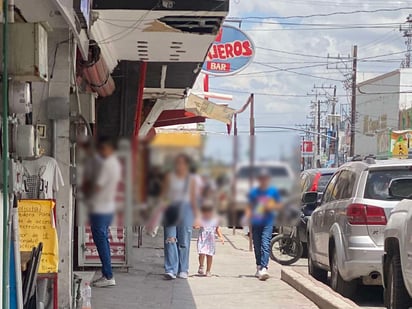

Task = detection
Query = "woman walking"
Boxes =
[162,154,199,279]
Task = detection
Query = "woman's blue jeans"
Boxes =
[164,203,193,274]
[164,225,193,274]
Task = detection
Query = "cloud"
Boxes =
[202,0,408,157]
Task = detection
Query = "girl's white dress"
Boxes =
[197,217,218,256]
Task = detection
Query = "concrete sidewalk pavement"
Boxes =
[91,228,318,309]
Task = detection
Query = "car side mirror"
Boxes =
[302,191,318,204]
[388,178,412,199]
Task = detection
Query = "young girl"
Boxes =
[197,204,224,277]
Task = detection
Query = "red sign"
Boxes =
[202,25,255,76]
[302,141,314,154]
[207,61,231,72]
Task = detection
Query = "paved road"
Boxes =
[92,228,318,309]
[289,259,385,309]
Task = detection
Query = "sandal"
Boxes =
[198,266,205,275]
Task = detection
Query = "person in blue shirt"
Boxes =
[246,168,281,281]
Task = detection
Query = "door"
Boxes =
[404,207,412,291]
[311,172,339,264]
[323,170,357,259]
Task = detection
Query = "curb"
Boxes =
[281,268,359,309]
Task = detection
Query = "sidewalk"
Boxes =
[91,228,318,309]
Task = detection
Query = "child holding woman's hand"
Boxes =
[197,204,224,277]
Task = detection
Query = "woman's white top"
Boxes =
[168,173,191,203]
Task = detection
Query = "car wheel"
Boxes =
[330,248,357,299]
[307,237,327,282]
[384,253,412,309]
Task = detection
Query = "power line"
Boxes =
[227,7,412,20]
[246,25,399,31]
[253,61,345,82]
[256,47,407,61]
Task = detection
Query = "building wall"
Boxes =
[355,71,401,156]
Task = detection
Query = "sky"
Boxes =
[201,0,410,163]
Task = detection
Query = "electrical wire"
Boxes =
[256,47,407,61]
[246,25,400,31]
[253,61,345,82]
[97,1,162,45]
[96,0,228,45]
[227,7,412,20]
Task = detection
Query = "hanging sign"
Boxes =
[202,25,255,76]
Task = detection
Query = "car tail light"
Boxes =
[346,203,387,225]
[310,172,321,192]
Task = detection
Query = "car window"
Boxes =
[322,172,340,203]
[318,174,333,192]
[364,168,412,200]
[334,170,356,200]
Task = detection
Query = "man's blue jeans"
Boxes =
[90,214,114,279]
[252,224,273,269]
[164,224,192,275]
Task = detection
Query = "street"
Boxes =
[290,259,384,309]
[92,228,318,309]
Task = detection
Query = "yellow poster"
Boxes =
[18,200,59,273]
[390,130,412,159]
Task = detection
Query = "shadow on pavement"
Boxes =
[91,232,197,309]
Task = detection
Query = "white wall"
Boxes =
[355,71,401,156]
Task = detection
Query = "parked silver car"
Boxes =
[383,177,412,309]
[307,158,412,298]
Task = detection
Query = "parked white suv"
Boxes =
[383,177,412,309]
[307,158,412,299]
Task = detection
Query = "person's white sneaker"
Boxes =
[255,266,261,278]
[92,275,104,284]
[163,273,176,280]
[258,268,269,281]
[178,272,188,279]
[93,277,116,287]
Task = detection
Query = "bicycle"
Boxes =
[270,207,304,266]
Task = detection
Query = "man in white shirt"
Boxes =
[88,137,122,287]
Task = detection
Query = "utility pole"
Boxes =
[332,86,340,167]
[400,14,412,68]
[350,45,358,157]
[232,114,238,236]
[230,94,254,250]
[249,93,255,252]
[317,100,321,159]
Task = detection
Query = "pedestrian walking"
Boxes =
[246,168,281,281]
[162,154,199,280]
[197,204,224,277]
[86,137,122,287]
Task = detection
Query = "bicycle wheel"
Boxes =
[270,234,303,266]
